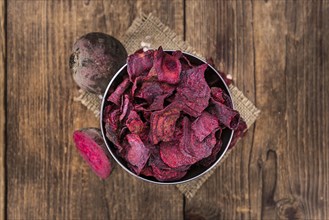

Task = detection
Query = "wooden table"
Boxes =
[1,0,328,219]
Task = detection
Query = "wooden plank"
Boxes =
[185,0,329,219]
[0,0,5,219]
[6,1,183,219]
[184,1,257,219]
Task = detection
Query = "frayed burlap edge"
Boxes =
[74,13,260,199]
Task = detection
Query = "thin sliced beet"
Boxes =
[179,117,216,161]
[191,111,219,142]
[175,64,210,117]
[73,128,112,179]
[107,77,131,106]
[199,139,222,167]
[148,148,188,181]
[154,47,182,85]
[210,98,240,129]
[126,134,150,175]
[229,118,247,149]
[149,103,181,144]
[125,110,145,134]
[211,87,226,104]
[127,49,154,82]
[119,95,131,121]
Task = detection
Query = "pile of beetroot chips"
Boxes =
[103,47,247,182]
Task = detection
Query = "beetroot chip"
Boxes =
[191,111,219,142]
[107,77,131,106]
[73,128,112,179]
[127,49,154,81]
[180,117,216,160]
[172,50,194,70]
[175,64,210,117]
[126,110,145,134]
[119,95,131,121]
[210,98,240,130]
[229,118,247,149]
[135,81,164,104]
[160,140,197,168]
[211,87,226,104]
[199,139,222,167]
[149,103,181,144]
[154,47,182,85]
[126,134,150,175]
[144,147,188,181]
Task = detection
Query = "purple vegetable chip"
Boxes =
[127,49,154,82]
[210,98,240,130]
[107,77,131,106]
[154,47,182,85]
[148,148,188,181]
[119,94,131,121]
[174,64,210,117]
[199,139,222,167]
[126,134,150,175]
[179,117,216,160]
[125,110,145,134]
[211,87,226,104]
[149,103,181,144]
[191,111,219,142]
[229,118,248,149]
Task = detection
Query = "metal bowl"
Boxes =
[100,50,234,184]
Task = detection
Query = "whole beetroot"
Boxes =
[70,32,127,94]
[73,127,113,179]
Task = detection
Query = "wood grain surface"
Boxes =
[0,0,5,219]
[3,0,329,219]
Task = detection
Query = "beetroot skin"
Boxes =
[70,32,127,94]
[73,128,112,179]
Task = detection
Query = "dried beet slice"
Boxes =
[172,50,194,70]
[147,94,169,111]
[229,118,247,149]
[73,128,112,179]
[179,117,217,160]
[126,134,150,175]
[143,147,188,181]
[125,110,145,134]
[107,77,131,106]
[211,87,226,104]
[191,111,219,142]
[160,140,197,168]
[119,95,131,121]
[175,64,210,117]
[135,81,164,104]
[210,98,240,130]
[127,49,154,82]
[149,103,181,144]
[154,47,182,84]
[199,139,222,167]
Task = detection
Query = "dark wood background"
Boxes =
[1,0,328,219]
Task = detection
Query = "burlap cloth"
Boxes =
[74,13,260,199]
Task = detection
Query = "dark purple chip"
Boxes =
[174,64,210,117]
[127,49,154,82]
[107,77,131,106]
[210,98,240,130]
[191,111,219,142]
[149,103,181,144]
[154,47,182,85]
[126,134,150,175]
